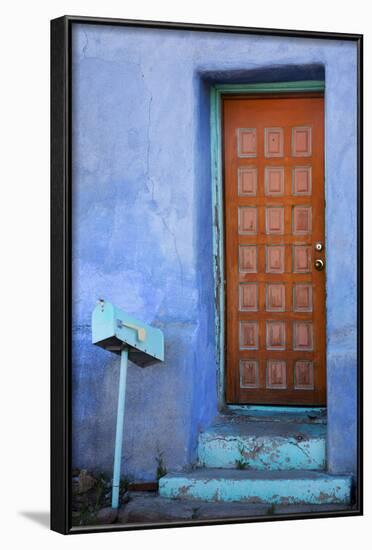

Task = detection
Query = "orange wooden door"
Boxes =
[223,95,326,405]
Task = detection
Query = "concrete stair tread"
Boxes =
[203,419,326,438]
[198,416,326,471]
[162,468,347,481]
[159,468,352,504]
[225,407,327,424]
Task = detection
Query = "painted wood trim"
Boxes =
[210,87,225,408]
[215,80,325,94]
[210,81,325,407]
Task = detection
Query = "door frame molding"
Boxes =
[210,80,326,408]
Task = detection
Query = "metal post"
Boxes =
[111,347,128,509]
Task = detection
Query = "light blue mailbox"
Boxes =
[92,299,164,366]
[92,299,164,509]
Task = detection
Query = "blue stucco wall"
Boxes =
[71,24,358,479]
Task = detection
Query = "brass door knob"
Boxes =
[314,259,324,271]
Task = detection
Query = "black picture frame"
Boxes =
[51,15,363,535]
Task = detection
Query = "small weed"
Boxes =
[235,444,249,470]
[94,476,105,509]
[155,450,167,480]
[120,476,130,494]
[78,500,96,526]
[191,507,200,519]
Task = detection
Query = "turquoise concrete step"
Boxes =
[198,417,326,470]
[159,469,351,505]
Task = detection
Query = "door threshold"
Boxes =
[227,405,326,413]
[222,405,327,424]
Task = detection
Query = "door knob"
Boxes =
[314,259,324,271]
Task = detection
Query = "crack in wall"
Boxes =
[82,30,89,58]
[145,94,155,199]
[287,440,312,460]
[160,216,185,288]
[140,66,184,285]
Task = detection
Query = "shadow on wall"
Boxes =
[199,63,325,85]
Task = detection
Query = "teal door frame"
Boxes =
[210,80,326,408]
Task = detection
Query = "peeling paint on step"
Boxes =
[159,469,351,505]
[198,419,326,470]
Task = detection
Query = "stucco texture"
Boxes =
[71,24,358,479]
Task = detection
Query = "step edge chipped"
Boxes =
[197,433,326,470]
[159,470,352,504]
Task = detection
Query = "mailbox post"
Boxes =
[92,300,164,509]
[112,347,128,509]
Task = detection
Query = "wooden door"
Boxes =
[223,95,326,405]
